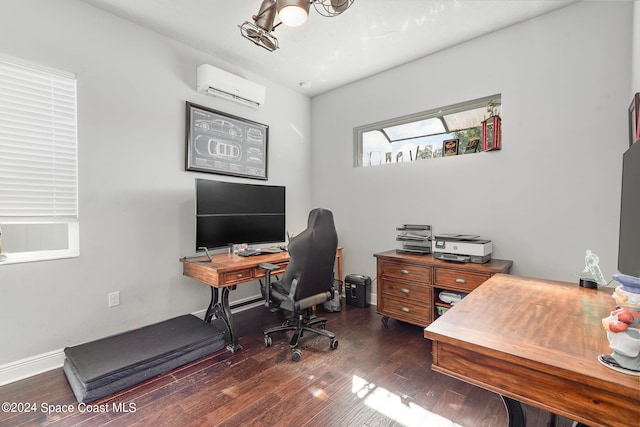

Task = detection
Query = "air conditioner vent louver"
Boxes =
[197,64,265,108]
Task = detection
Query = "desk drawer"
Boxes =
[380,261,431,284]
[434,269,490,292]
[223,268,255,285]
[380,294,432,326]
[381,278,430,301]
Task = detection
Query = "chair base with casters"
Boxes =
[263,307,338,362]
[260,261,339,362]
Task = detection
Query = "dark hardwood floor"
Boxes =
[0,303,575,427]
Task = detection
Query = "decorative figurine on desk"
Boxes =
[578,249,606,288]
[599,274,640,375]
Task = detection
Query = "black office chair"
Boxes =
[259,208,339,362]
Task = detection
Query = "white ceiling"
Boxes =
[79,0,578,97]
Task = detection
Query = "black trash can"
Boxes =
[345,274,371,308]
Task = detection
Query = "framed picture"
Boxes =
[443,138,459,156]
[464,137,480,154]
[185,102,269,180]
[482,116,502,151]
[628,93,639,147]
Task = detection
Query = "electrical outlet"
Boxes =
[108,291,120,307]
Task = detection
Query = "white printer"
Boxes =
[432,234,492,264]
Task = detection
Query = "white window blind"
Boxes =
[0,55,78,219]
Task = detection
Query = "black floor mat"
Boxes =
[63,314,225,402]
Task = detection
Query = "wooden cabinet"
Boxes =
[374,250,512,327]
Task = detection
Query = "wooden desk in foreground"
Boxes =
[181,248,343,352]
[424,274,639,427]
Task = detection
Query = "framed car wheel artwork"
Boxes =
[186,102,269,180]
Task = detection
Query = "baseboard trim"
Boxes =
[0,295,266,387]
[0,348,65,387]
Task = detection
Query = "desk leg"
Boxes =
[501,395,526,427]
[204,287,219,323]
[221,286,242,353]
[203,286,243,353]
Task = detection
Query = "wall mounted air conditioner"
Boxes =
[196,64,265,108]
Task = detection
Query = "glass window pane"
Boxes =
[1,223,69,252]
[442,105,501,132]
[383,118,446,141]
[362,130,391,166]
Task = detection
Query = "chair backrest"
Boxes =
[280,208,338,301]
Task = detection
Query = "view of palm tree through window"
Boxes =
[356,96,501,167]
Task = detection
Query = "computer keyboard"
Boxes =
[238,247,282,257]
[238,249,259,257]
[260,247,283,254]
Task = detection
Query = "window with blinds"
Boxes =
[0,54,79,264]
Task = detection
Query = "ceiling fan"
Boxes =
[239,0,356,52]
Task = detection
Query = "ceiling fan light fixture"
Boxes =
[240,0,355,51]
[277,0,310,27]
[330,0,349,13]
[239,21,280,52]
[313,0,355,17]
[254,0,277,31]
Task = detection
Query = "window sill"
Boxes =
[0,249,79,265]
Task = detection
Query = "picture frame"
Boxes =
[482,115,502,151]
[443,138,459,156]
[464,137,480,154]
[628,93,639,147]
[185,102,269,180]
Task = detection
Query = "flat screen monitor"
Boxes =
[195,178,285,251]
[618,141,640,277]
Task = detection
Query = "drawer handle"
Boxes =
[455,278,467,284]
[237,273,244,279]
[399,288,410,294]
[400,269,410,275]
[400,306,410,313]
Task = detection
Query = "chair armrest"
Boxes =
[258,262,280,307]
[258,262,280,272]
[292,291,332,312]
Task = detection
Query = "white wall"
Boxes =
[634,1,640,92]
[311,1,632,293]
[0,0,312,366]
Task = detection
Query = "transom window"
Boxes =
[354,95,501,167]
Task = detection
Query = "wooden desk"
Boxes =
[181,248,343,352]
[424,274,639,427]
